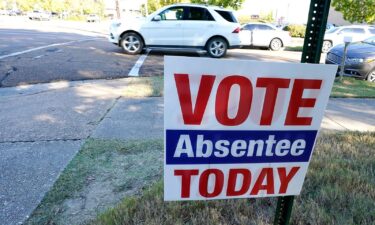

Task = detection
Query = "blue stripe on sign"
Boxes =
[166,130,317,165]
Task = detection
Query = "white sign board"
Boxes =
[164,56,337,201]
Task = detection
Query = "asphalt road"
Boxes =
[0,18,317,87]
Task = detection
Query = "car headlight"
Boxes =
[346,58,364,64]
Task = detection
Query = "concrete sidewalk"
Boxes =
[0,79,129,225]
[0,78,374,225]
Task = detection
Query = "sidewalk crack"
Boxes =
[87,96,121,138]
[325,114,348,130]
[0,138,84,144]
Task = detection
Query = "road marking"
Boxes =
[128,49,150,77]
[0,38,100,60]
[33,54,44,59]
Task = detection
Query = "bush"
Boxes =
[237,15,252,25]
[283,24,306,38]
[66,15,86,21]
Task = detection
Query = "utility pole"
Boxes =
[145,0,148,16]
[339,37,352,81]
[274,0,331,223]
[115,0,121,19]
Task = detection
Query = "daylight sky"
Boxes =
[239,0,311,24]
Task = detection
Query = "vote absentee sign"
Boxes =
[164,56,337,201]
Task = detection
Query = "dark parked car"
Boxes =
[325,36,375,82]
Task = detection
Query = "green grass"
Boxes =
[123,76,163,97]
[331,77,375,98]
[25,132,375,225]
[25,139,164,225]
[89,132,375,225]
[285,46,303,52]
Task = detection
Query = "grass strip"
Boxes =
[90,132,375,225]
[285,46,303,52]
[25,139,163,225]
[123,76,163,97]
[332,77,375,98]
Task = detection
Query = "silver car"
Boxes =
[322,25,375,52]
[240,22,291,51]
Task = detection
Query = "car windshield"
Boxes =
[326,27,339,33]
[362,36,375,45]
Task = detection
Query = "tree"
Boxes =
[332,0,375,24]
[259,10,274,23]
[190,0,244,10]
[143,0,188,14]
[15,0,37,11]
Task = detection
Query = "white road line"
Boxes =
[33,54,44,59]
[0,37,100,60]
[128,49,150,77]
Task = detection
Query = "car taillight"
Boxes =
[232,27,240,33]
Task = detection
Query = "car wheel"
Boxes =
[269,38,283,51]
[207,37,227,58]
[322,40,332,53]
[120,32,144,55]
[367,70,375,82]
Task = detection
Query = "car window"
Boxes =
[340,28,352,34]
[368,28,375,34]
[159,7,185,20]
[340,28,365,34]
[244,24,255,30]
[326,27,339,33]
[256,25,274,30]
[186,7,214,21]
[215,10,238,23]
[350,28,365,34]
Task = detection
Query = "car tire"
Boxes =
[120,32,144,55]
[367,70,375,82]
[206,37,227,58]
[322,40,332,53]
[269,38,283,51]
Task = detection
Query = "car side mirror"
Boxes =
[153,15,161,21]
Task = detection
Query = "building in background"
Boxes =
[327,7,366,26]
[104,0,145,19]
[237,0,310,25]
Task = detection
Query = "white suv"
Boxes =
[109,4,242,58]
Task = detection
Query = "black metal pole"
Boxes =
[273,0,331,224]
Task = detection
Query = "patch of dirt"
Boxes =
[59,147,163,225]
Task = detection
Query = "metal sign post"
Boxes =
[273,0,331,224]
[339,37,352,81]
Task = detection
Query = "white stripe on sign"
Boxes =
[0,38,100,60]
[128,49,150,77]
